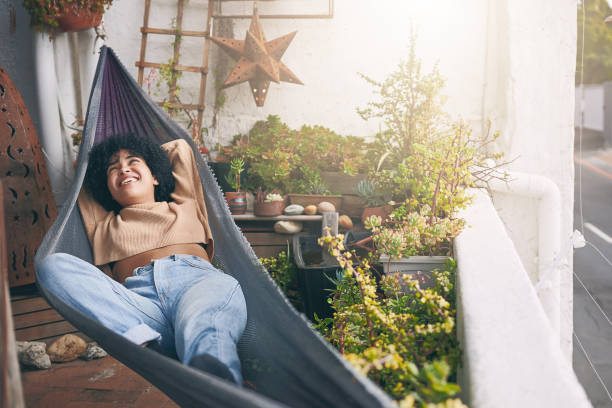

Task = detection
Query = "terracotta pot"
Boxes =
[361,205,393,224]
[254,200,285,216]
[56,3,103,32]
[225,191,247,214]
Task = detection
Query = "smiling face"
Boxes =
[106,149,159,208]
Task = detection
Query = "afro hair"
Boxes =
[84,133,175,213]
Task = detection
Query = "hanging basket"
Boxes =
[56,3,103,32]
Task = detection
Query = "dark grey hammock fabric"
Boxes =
[33,46,393,408]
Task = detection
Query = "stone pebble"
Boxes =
[283,204,304,215]
[48,334,87,363]
[17,341,51,369]
[317,201,336,213]
[83,342,108,360]
[274,220,303,234]
[304,205,317,215]
[339,215,353,230]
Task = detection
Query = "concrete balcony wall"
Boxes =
[455,189,590,407]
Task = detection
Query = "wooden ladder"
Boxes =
[136,0,215,147]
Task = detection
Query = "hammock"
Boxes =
[34,46,393,408]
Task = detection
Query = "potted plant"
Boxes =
[365,118,504,289]
[224,158,247,215]
[254,190,286,217]
[365,203,463,289]
[355,35,506,289]
[23,0,114,33]
[356,179,393,224]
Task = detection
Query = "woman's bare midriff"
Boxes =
[112,243,209,283]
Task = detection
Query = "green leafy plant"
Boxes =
[23,0,113,32]
[365,206,463,258]
[316,233,465,407]
[223,115,371,194]
[357,33,447,172]
[259,246,301,309]
[356,35,506,262]
[288,165,330,195]
[225,158,244,192]
[364,120,504,259]
[576,0,612,85]
[358,32,506,209]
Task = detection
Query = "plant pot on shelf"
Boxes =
[254,188,285,216]
[379,255,449,290]
[225,191,247,215]
[254,200,285,217]
[56,3,103,32]
[361,204,393,224]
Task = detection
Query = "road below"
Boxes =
[574,149,612,408]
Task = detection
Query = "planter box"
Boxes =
[293,234,341,321]
[320,171,366,195]
[287,194,343,210]
[341,194,363,218]
[379,255,449,289]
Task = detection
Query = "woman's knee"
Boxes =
[185,272,245,312]
[36,253,89,285]
[214,274,245,309]
[212,274,247,324]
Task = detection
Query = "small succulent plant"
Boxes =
[264,193,284,202]
[356,179,386,207]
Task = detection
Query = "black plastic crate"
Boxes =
[292,234,341,321]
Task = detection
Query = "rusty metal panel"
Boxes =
[0,67,58,287]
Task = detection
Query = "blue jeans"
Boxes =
[36,253,247,384]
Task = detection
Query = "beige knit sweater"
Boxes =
[78,139,214,272]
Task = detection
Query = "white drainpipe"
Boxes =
[34,33,64,206]
[482,171,562,337]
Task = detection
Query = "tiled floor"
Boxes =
[20,355,178,407]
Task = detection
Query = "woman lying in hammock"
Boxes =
[36,133,247,385]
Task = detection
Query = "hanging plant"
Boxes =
[23,0,114,33]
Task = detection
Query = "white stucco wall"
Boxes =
[481,0,577,356]
[456,189,589,407]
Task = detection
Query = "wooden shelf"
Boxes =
[232,212,323,221]
[232,212,338,258]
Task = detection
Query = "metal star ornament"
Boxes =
[211,7,303,107]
